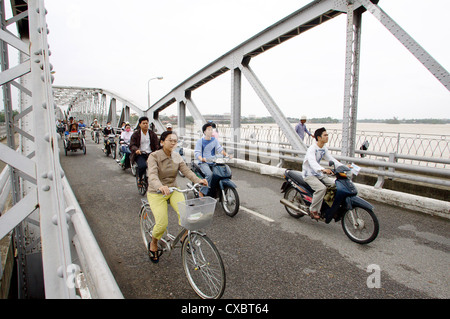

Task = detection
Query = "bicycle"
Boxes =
[132,151,148,196]
[139,183,226,299]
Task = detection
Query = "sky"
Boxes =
[37,0,450,120]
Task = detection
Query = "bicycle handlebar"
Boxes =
[157,183,206,195]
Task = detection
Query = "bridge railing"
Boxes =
[178,135,450,190]
[211,124,449,168]
[0,160,123,299]
[61,174,123,299]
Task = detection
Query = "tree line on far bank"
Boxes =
[1,111,448,125]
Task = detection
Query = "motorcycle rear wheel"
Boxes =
[341,207,379,244]
[283,186,306,218]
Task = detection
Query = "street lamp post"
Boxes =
[148,76,163,109]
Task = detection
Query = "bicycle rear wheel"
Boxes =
[182,232,225,299]
[139,205,155,250]
[137,175,148,196]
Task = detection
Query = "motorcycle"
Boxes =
[57,123,65,137]
[189,157,240,217]
[116,141,131,170]
[103,133,117,159]
[280,161,379,244]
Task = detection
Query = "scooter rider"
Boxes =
[102,121,115,151]
[194,122,231,197]
[129,116,159,185]
[302,127,349,220]
[119,123,133,167]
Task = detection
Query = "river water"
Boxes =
[185,122,449,164]
[241,122,450,136]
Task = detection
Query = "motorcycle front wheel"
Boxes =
[111,144,116,159]
[341,207,379,244]
[221,186,239,217]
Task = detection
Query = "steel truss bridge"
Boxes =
[0,0,448,298]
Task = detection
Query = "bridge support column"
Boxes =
[99,94,107,125]
[342,3,362,158]
[178,100,186,137]
[231,68,241,158]
[118,105,130,126]
[108,98,117,128]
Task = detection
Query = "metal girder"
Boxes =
[144,0,449,160]
[0,192,38,240]
[342,2,363,158]
[53,86,145,126]
[230,67,242,157]
[357,0,450,91]
[0,143,36,181]
[240,63,307,151]
[28,0,76,298]
[147,0,346,143]
[0,0,79,298]
[107,98,116,127]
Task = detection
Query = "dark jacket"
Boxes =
[129,128,159,164]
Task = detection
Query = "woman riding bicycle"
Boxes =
[147,130,208,263]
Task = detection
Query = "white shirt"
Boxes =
[302,142,342,178]
[140,130,151,153]
[120,130,133,144]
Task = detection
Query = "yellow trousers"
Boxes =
[147,191,185,240]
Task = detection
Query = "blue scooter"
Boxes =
[280,161,379,244]
[190,157,240,217]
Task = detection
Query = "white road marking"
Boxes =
[240,206,275,223]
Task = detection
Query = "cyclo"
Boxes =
[139,183,226,299]
[63,124,86,156]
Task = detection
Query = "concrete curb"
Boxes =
[184,150,449,219]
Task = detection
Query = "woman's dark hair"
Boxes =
[314,127,327,141]
[160,130,177,144]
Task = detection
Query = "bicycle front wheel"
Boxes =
[139,205,155,250]
[182,232,226,299]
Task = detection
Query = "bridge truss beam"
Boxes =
[1,0,123,299]
[0,0,77,298]
[52,86,145,127]
[145,0,448,157]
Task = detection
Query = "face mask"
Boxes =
[126,128,131,132]
[107,125,111,129]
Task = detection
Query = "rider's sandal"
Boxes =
[149,249,162,263]
[148,243,162,263]
[310,211,320,221]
